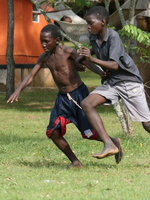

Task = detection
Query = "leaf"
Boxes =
[35,152,45,158]
[75,0,87,7]
[49,0,54,5]
[129,25,134,34]
[39,0,48,5]
[138,34,144,43]
[124,25,130,33]
[132,25,138,38]
[137,28,142,35]
[85,1,91,7]
[137,33,142,42]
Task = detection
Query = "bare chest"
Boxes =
[46,54,69,71]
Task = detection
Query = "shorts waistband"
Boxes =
[59,82,85,95]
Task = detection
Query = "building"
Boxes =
[0,0,55,91]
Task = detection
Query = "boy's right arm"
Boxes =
[7,55,44,103]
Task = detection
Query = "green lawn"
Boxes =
[0,70,150,199]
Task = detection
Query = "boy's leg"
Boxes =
[51,128,83,169]
[81,93,119,159]
[142,122,150,133]
[116,82,150,133]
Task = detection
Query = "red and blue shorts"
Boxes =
[46,83,98,140]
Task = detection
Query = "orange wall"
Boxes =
[0,0,53,64]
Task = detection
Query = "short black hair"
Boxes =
[60,15,68,21]
[41,24,61,39]
[86,6,109,24]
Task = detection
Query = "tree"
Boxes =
[6,0,15,100]
[113,0,150,136]
[110,0,138,136]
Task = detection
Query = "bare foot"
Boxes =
[67,160,83,169]
[92,145,119,159]
[112,138,124,164]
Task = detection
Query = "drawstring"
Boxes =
[67,93,82,109]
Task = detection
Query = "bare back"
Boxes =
[39,45,82,93]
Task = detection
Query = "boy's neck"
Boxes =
[52,44,61,55]
[98,26,107,41]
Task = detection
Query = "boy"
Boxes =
[7,24,123,168]
[77,6,150,159]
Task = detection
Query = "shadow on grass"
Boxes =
[0,134,48,144]
[0,90,56,112]
[0,90,115,113]
[16,155,120,169]
[17,159,119,169]
[17,159,67,169]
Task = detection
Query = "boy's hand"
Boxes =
[75,62,86,72]
[101,70,110,84]
[7,90,20,103]
[79,47,92,62]
[77,65,86,72]
[102,70,110,80]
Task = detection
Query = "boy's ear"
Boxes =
[56,37,60,44]
[101,18,106,25]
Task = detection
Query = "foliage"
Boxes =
[119,25,150,47]
[135,47,150,63]
[118,25,150,63]
[75,0,91,7]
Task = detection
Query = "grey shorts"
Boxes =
[91,81,150,122]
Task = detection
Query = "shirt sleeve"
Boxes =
[108,30,125,63]
[108,30,142,82]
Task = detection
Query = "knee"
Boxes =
[81,98,91,111]
[46,129,59,140]
[46,130,52,139]
[50,131,55,139]
[142,122,150,133]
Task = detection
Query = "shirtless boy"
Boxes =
[7,24,123,168]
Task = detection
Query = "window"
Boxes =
[32,4,40,23]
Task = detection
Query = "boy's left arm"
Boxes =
[70,49,87,72]
[82,60,104,76]
[73,48,106,77]
[79,46,118,71]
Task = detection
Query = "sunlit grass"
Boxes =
[0,88,150,200]
[0,61,150,199]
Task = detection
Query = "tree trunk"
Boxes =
[114,99,134,136]
[104,1,134,136]
[125,0,138,53]
[104,0,111,12]
[6,0,15,100]
[114,0,126,27]
[113,0,135,136]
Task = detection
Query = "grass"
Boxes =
[0,69,150,200]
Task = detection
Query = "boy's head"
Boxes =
[86,6,109,25]
[40,24,61,53]
[41,24,61,39]
[60,15,72,23]
[85,6,109,36]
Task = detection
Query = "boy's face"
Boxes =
[86,14,104,35]
[64,16,72,23]
[40,32,59,53]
